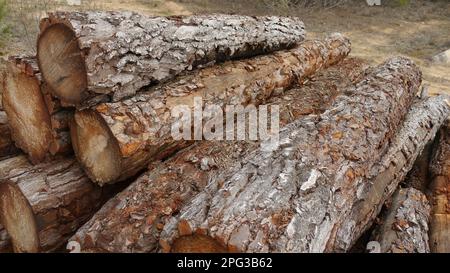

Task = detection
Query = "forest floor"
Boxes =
[2,0,449,95]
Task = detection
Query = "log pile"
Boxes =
[70,33,351,185]
[157,57,449,253]
[67,58,368,252]
[0,10,449,253]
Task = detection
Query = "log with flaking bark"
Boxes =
[428,119,450,253]
[37,12,306,106]
[0,155,119,252]
[157,57,426,253]
[2,56,72,163]
[67,58,368,253]
[370,187,431,253]
[331,96,449,252]
[70,33,351,186]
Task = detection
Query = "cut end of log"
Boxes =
[171,234,229,253]
[2,62,52,163]
[37,23,87,105]
[70,110,121,185]
[0,181,40,253]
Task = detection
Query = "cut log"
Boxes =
[332,96,449,252]
[2,56,51,163]
[370,188,431,253]
[70,33,351,186]
[37,12,306,106]
[0,155,119,252]
[0,181,39,253]
[67,58,368,253]
[428,119,450,253]
[157,57,426,253]
[2,56,72,163]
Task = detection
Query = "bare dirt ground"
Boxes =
[2,0,449,95]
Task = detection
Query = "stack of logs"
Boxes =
[0,11,449,253]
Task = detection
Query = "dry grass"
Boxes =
[3,0,104,54]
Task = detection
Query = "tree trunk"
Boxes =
[70,34,351,186]
[67,58,368,253]
[428,119,450,253]
[0,155,118,252]
[2,56,72,163]
[37,12,306,107]
[157,57,426,253]
[370,188,431,253]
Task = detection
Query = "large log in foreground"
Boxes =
[2,56,72,163]
[165,95,449,253]
[370,188,431,253]
[0,155,116,252]
[429,120,450,253]
[331,95,449,251]
[67,58,368,252]
[70,34,351,186]
[158,57,424,253]
[37,12,306,106]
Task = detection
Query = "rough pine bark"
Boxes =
[0,155,116,252]
[157,57,427,253]
[67,58,368,253]
[37,12,306,106]
[70,34,351,186]
[2,56,72,163]
[332,96,449,251]
[428,119,450,253]
[370,188,431,253]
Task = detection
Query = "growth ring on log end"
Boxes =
[2,59,53,163]
[0,181,40,253]
[70,110,122,184]
[37,23,87,105]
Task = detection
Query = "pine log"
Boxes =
[2,56,72,163]
[37,12,306,106]
[370,188,431,253]
[331,96,449,252]
[67,58,368,253]
[0,180,39,253]
[156,57,427,253]
[0,155,118,252]
[70,33,351,186]
[428,119,450,253]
